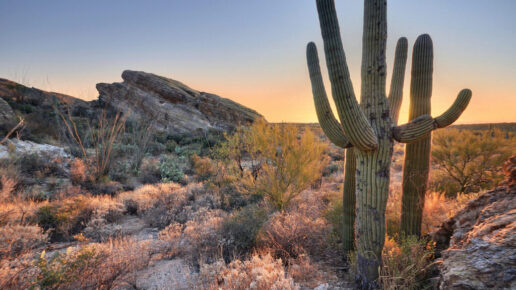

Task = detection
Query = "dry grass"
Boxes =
[258,191,331,261]
[0,198,45,226]
[159,209,227,263]
[378,236,435,290]
[421,191,479,234]
[1,237,151,289]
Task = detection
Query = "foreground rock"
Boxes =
[433,155,516,289]
[97,70,263,134]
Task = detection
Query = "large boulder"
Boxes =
[433,155,516,289]
[97,70,263,134]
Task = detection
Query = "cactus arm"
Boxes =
[307,42,353,148]
[388,37,408,125]
[392,114,435,143]
[435,89,472,128]
[316,0,378,151]
[393,89,472,143]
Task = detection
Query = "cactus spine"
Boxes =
[307,0,472,285]
[400,35,433,237]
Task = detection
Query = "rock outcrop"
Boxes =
[0,97,15,122]
[0,78,86,107]
[0,139,70,160]
[433,155,516,289]
[97,70,263,134]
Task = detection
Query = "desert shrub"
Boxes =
[215,119,328,211]
[0,175,17,200]
[287,256,330,289]
[0,252,39,289]
[118,183,219,228]
[124,118,155,171]
[198,253,298,289]
[35,195,124,241]
[82,217,122,242]
[19,153,65,178]
[160,155,187,184]
[138,157,161,184]
[0,198,44,226]
[221,204,268,257]
[191,154,217,181]
[32,238,151,289]
[69,158,87,184]
[431,128,515,196]
[56,106,126,181]
[323,162,341,177]
[258,196,329,260]
[385,188,403,237]
[325,196,344,244]
[379,236,435,289]
[0,225,48,259]
[159,209,226,264]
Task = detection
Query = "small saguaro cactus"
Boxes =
[400,34,433,237]
[400,34,472,237]
[306,0,471,286]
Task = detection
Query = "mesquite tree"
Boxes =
[306,0,471,285]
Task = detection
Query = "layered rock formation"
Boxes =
[97,70,263,134]
[433,155,516,289]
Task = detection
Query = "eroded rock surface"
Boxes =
[97,70,263,134]
[434,155,516,289]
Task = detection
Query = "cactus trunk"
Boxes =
[342,149,356,253]
[401,35,433,237]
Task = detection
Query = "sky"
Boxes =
[0,0,515,124]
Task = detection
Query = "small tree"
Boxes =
[431,128,514,195]
[215,119,328,211]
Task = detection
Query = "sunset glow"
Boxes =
[1,0,514,124]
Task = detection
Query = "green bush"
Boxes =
[160,155,186,184]
[222,204,268,257]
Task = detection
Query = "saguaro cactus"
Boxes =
[400,35,433,237]
[306,0,471,286]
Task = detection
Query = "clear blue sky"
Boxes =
[1,0,515,123]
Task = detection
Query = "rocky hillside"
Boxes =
[0,72,263,142]
[97,70,263,134]
[0,78,87,107]
[433,155,516,289]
